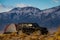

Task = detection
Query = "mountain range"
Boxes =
[0,6,60,31]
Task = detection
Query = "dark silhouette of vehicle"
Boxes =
[16,23,48,35]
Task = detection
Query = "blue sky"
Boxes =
[0,0,60,12]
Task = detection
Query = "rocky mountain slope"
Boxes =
[0,6,60,30]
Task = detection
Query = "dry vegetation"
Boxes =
[0,32,60,40]
[0,28,60,40]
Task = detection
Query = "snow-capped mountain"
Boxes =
[0,6,60,30]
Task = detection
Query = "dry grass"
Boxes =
[0,31,60,40]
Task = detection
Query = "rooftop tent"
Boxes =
[4,23,17,34]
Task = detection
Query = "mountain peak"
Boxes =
[9,7,41,13]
